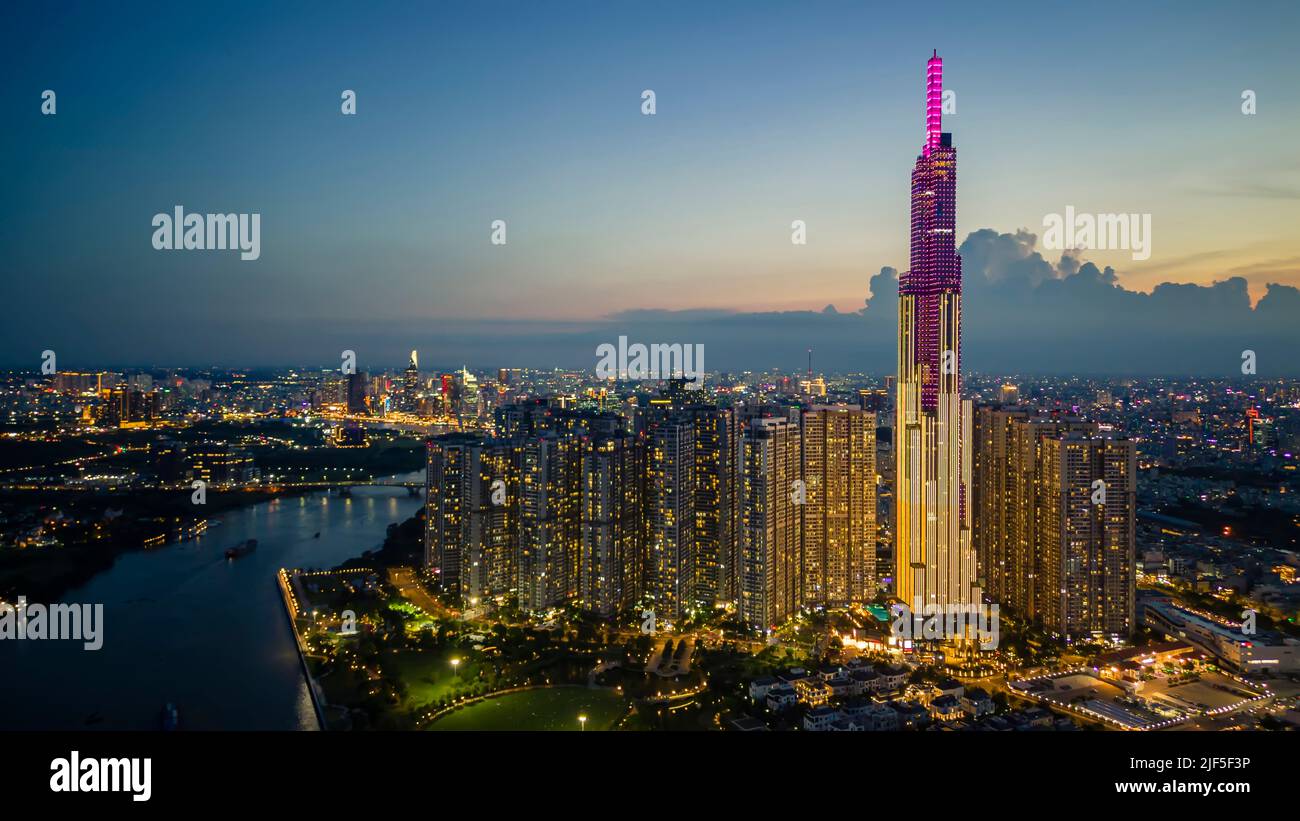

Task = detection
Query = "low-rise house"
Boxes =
[849,668,881,695]
[749,676,778,702]
[934,678,965,699]
[826,673,854,698]
[792,677,833,707]
[1023,706,1055,728]
[980,715,1013,731]
[889,699,929,729]
[766,683,798,712]
[929,694,963,722]
[859,702,900,731]
[803,706,842,731]
[961,688,994,718]
[877,665,909,691]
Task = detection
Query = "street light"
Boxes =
[578,714,587,732]
[450,658,461,677]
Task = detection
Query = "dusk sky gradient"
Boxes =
[3,0,1298,372]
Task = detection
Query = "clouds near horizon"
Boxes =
[9,229,1294,376]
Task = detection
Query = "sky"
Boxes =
[2,0,1298,373]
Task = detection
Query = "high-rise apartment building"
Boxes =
[578,433,644,617]
[972,406,1030,605]
[682,405,739,611]
[973,412,1136,638]
[649,419,695,623]
[425,434,474,599]
[1007,416,1096,620]
[1037,434,1136,638]
[801,405,877,605]
[461,440,518,610]
[739,416,801,633]
[974,412,1094,617]
[517,434,581,613]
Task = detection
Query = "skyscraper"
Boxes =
[802,405,877,606]
[973,412,1136,637]
[649,419,695,623]
[739,416,801,633]
[346,371,369,415]
[972,406,1030,606]
[402,350,420,412]
[974,411,1092,616]
[518,433,581,613]
[685,405,739,611]
[579,433,644,618]
[895,51,980,612]
[425,434,473,598]
[1037,434,1136,638]
[461,439,519,610]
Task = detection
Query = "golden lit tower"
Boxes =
[739,416,801,633]
[802,405,877,605]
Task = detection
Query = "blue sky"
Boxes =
[2,0,1298,371]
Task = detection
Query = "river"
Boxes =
[0,476,423,730]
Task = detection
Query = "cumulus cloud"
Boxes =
[595,228,1300,375]
[932,229,1296,374]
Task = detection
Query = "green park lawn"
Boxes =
[386,647,485,708]
[429,687,629,731]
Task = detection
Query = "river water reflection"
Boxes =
[0,479,422,730]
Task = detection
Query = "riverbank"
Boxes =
[277,568,327,731]
[0,421,426,603]
[0,482,423,730]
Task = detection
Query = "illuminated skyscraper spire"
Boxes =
[924,49,943,157]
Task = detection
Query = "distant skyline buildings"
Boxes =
[9,246,1298,373]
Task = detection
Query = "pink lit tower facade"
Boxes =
[895,51,981,614]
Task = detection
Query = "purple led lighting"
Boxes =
[925,50,942,158]
[905,50,960,412]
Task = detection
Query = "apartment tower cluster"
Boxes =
[425,391,877,633]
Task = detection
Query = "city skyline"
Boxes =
[3,4,1300,758]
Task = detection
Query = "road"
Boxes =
[388,567,455,618]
